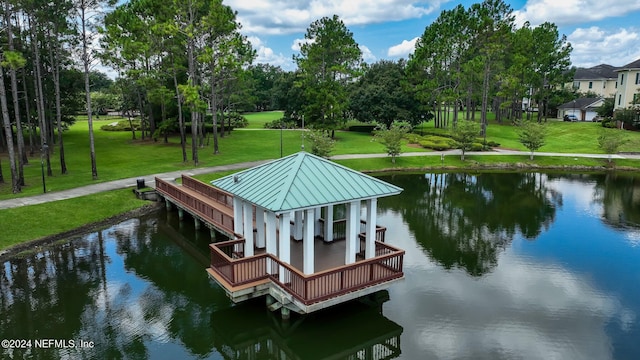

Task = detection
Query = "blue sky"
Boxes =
[225,0,640,71]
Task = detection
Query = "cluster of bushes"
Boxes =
[406,132,499,151]
[100,120,141,131]
[264,118,298,129]
[601,117,617,128]
[205,112,248,128]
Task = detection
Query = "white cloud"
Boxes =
[514,0,640,27]
[378,187,636,359]
[248,36,295,70]
[387,37,418,57]
[359,45,376,63]
[227,0,442,35]
[567,27,640,67]
[291,38,314,52]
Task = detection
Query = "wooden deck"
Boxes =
[155,175,405,314]
[156,176,236,237]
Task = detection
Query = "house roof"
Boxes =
[616,58,640,71]
[573,68,607,80]
[211,151,403,213]
[558,97,603,110]
[588,64,618,78]
[573,64,619,80]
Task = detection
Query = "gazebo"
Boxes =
[207,151,405,317]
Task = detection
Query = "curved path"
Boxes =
[2,150,639,210]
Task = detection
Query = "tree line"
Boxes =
[1,0,574,194]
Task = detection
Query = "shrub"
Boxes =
[601,118,617,128]
[264,118,297,129]
[305,129,335,157]
[405,133,422,144]
[100,120,141,131]
[374,122,412,163]
[418,139,453,150]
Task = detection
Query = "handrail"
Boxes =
[209,240,404,305]
[181,175,234,209]
[156,177,235,235]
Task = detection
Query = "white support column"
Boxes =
[243,202,254,257]
[314,208,322,237]
[365,198,377,259]
[256,207,265,249]
[303,208,315,274]
[279,212,291,283]
[266,211,277,275]
[354,201,361,253]
[233,197,243,237]
[345,201,358,264]
[293,210,303,240]
[324,205,334,242]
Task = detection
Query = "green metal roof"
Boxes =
[211,152,403,213]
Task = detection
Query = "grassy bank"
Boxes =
[0,189,149,252]
[2,112,640,252]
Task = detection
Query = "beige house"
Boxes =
[570,64,618,98]
[614,59,640,110]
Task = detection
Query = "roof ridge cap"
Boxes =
[273,152,306,210]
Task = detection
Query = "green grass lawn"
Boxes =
[419,118,640,154]
[0,115,420,199]
[0,189,148,250]
[243,111,284,129]
[2,114,639,202]
[3,111,640,250]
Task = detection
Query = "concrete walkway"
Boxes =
[2,150,639,210]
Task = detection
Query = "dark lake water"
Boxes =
[1,172,640,359]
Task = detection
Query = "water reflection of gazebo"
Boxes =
[206,151,405,318]
[211,291,403,360]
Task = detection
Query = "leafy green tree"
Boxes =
[407,4,471,129]
[247,64,284,111]
[304,129,335,158]
[0,63,20,193]
[528,22,573,121]
[350,60,421,128]
[3,1,27,185]
[75,0,118,180]
[90,91,120,116]
[598,130,627,162]
[517,120,547,159]
[374,122,411,163]
[468,0,514,135]
[451,120,481,160]
[295,15,362,134]
[597,97,614,118]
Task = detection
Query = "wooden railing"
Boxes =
[156,177,235,234]
[181,175,234,209]
[209,240,404,305]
